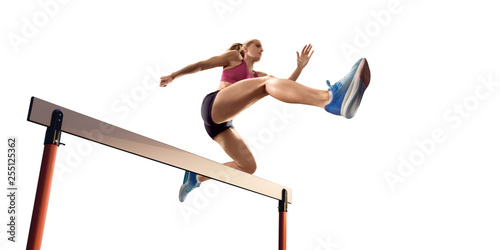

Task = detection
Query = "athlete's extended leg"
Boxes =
[211,76,330,124]
[197,128,256,182]
[212,58,371,123]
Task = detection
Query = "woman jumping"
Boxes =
[159,39,371,202]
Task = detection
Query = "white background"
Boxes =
[1,0,500,249]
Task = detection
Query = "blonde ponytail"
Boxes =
[227,42,244,57]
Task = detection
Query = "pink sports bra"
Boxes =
[220,60,258,84]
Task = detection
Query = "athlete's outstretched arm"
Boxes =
[160,50,240,87]
[288,44,314,82]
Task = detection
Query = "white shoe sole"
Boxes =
[341,58,370,118]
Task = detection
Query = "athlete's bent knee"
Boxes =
[245,163,257,174]
[238,158,257,174]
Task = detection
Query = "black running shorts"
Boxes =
[201,90,233,139]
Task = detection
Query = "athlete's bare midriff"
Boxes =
[216,81,233,91]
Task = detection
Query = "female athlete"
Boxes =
[159,40,371,202]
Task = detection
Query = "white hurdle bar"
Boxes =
[26,96,291,250]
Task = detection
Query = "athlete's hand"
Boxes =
[160,75,174,87]
[296,44,314,69]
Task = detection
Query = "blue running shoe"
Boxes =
[179,171,200,202]
[324,58,371,119]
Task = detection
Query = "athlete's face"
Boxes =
[245,41,263,61]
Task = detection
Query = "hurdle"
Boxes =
[26,96,292,250]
